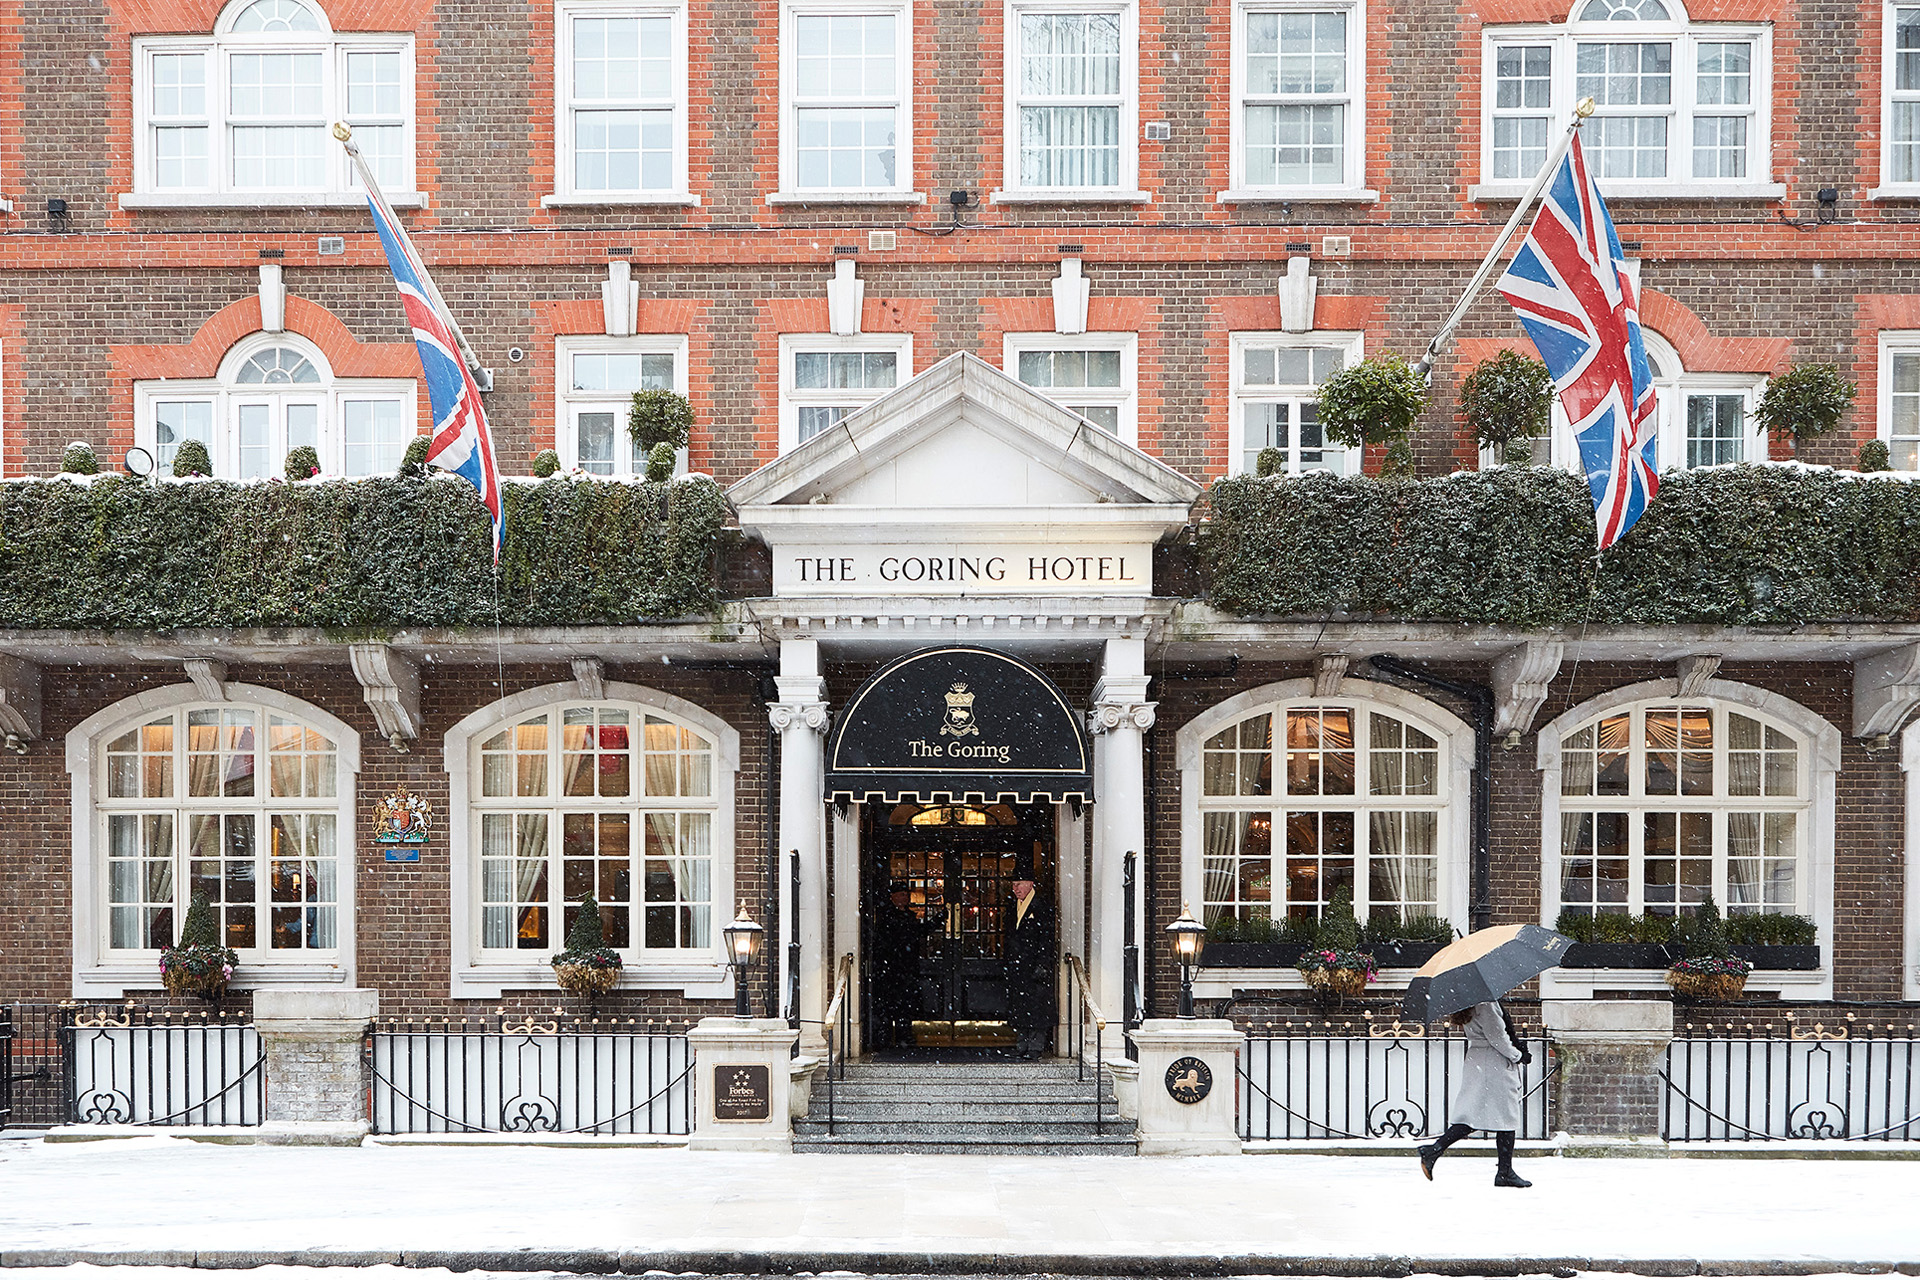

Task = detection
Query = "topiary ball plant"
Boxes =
[1317,352,1429,474]
[644,441,677,482]
[399,434,432,477]
[628,389,694,453]
[172,438,213,478]
[1754,363,1857,447]
[1858,438,1892,473]
[1256,446,1285,477]
[1460,348,1555,466]
[283,444,321,481]
[61,441,100,475]
[552,893,623,997]
[532,448,562,478]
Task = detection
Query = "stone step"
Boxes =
[805,1098,1124,1122]
[817,1081,1115,1102]
[793,1135,1140,1156]
[794,1117,1126,1140]
[833,1062,1090,1082]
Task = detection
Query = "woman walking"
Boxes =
[1416,1001,1533,1187]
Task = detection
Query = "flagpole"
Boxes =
[1411,96,1596,379]
[331,121,487,380]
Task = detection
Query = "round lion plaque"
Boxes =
[1164,1055,1213,1105]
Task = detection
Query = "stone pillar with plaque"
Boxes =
[1129,1018,1244,1156]
[687,1017,800,1152]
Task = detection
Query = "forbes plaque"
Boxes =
[713,1064,771,1121]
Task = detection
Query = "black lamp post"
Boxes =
[722,904,765,1019]
[1167,903,1208,1019]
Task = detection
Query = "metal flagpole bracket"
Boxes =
[1411,96,1596,382]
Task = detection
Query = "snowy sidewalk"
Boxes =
[1,1135,1916,1276]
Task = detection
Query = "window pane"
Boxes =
[576,411,616,474]
[1201,810,1272,925]
[230,0,323,32]
[155,401,213,469]
[346,51,406,117]
[1685,394,1746,467]
[343,399,408,476]
[1245,102,1344,186]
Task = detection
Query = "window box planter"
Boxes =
[1560,942,1675,969]
[1368,941,1447,969]
[1729,944,1820,971]
[1198,942,1307,968]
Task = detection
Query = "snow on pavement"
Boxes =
[0,1137,1915,1266]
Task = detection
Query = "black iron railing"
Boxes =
[1662,1016,1920,1141]
[369,1015,692,1135]
[62,1004,264,1127]
[2,1003,63,1128]
[1239,1019,1554,1140]
[1062,954,1108,1135]
[820,952,854,1134]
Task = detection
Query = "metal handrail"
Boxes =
[822,952,855,1135]
[1063,954,1107,1135]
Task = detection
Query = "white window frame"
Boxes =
[1219,0,1375,204]
[1002,331,1138,446]
[1904,714,1920,1000]
[1228,330,1364,476]
[771,0,919,204]
[1544,331,1765,473]
[133,334,417,480]
[1535,678,1838,1001]
[444,679,741,999]
[1473,2,1780,200]
[1876,4,1920,198]
[778,332,913,452]
[546,0,695,207]
[127,0,423,209]
[1177,678,1474,997]
[1879,331,1920,472]
[68,683,361,997]
[554,334,691,476]
[993,0,1146,204]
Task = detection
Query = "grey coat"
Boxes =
[1449,1002,1524,1133]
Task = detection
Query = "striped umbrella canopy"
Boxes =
[1401,924,1574,1023]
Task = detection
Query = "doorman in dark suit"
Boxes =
[1004,878,1055,1058]
[872,880,929,1049]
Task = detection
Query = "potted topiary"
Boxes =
[644,441,677,482]
[62,441,100,475]
[1753,363,1857,455]
[1317,352,1429,479]
[1553,909,1677,969]
[531,448,562,478]
[1459,349,1554,467]
[1726,912,1820,971]
[1858,439,1892,473]
[552,894,623,997]
[1665,895,1750,1001]
[172,438,213,478]
[159,891,238,1000]
[284,444,321,481]
[399,435,432,478]
[1295,886,1375,997]
[628,389,694,462]
[1198,912,1314,968]
[1361,910,1455,969]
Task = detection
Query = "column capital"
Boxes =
[768,700,830,733]
[1088,699,1156,734]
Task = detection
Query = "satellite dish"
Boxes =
[124,446,155,478]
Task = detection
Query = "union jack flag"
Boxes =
[1496,131,1659,551]
[364,195,504,558]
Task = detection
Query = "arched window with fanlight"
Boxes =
[135,333,416,479]
[1177,680,1473,939]
[131,0,418,204]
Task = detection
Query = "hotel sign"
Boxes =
[774,542,1153,597]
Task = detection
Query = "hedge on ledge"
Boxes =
[0,473,727,631]
[1203,465,1920,627]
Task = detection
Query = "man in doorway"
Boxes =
[872,880,928,1050]
[1004,878,1055,1059]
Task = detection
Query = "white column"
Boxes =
[1088,636,1153,1051]
[769,638,830,1055]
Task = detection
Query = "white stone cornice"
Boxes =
[348,642,422,746]
[1856,642,1920,741]
[1492,639,1564,739]
[1088,700,1156,734]
[768,701,831,733]
[183,658,228,701]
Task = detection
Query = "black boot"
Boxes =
[1493,1130,1531,1187]
[1417,1122,1472,1180]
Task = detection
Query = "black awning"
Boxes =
[824,646,1092,805]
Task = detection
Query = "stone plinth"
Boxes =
[1129,1018,1244,1155]
[1542,999,1673,1146]
[688,1018,799,1152]
[251,988,378,1139]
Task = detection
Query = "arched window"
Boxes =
[69,685,361,996]
[1178,680,1472,940]
[132,0,417,202]
[136,334,415,479]
[446,682,741,998]
[1538,679,1838,998]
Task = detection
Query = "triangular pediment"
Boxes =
[727,352,1203,511]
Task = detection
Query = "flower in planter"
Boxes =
[158,891,239,999]
[1296,947,1379,996]
[552,894,624,997]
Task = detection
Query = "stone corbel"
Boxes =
[827,260,864,337]
[259,263,286,334]
[1675,654,1721,697]
[1051,257,1090,336]
[348,642,422,750]
[601,260,639,337]
[1278,255,1318,334]
[572,657,606,701]
[0,655,42,750]
[767,701,830,733]
[183,658,228,702]
[1855,642,1920,744]
[1492,639,1564,743]
[1088,700,1156,734]
[1313,653,1349,698]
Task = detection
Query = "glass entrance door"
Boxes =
[863,802,1053,1050]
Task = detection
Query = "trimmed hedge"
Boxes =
[0,473,727,630]
[1203,465,1920,627]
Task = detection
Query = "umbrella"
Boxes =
[1400,923,1574,1022]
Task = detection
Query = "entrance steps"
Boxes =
[793,1058,1136,1155]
